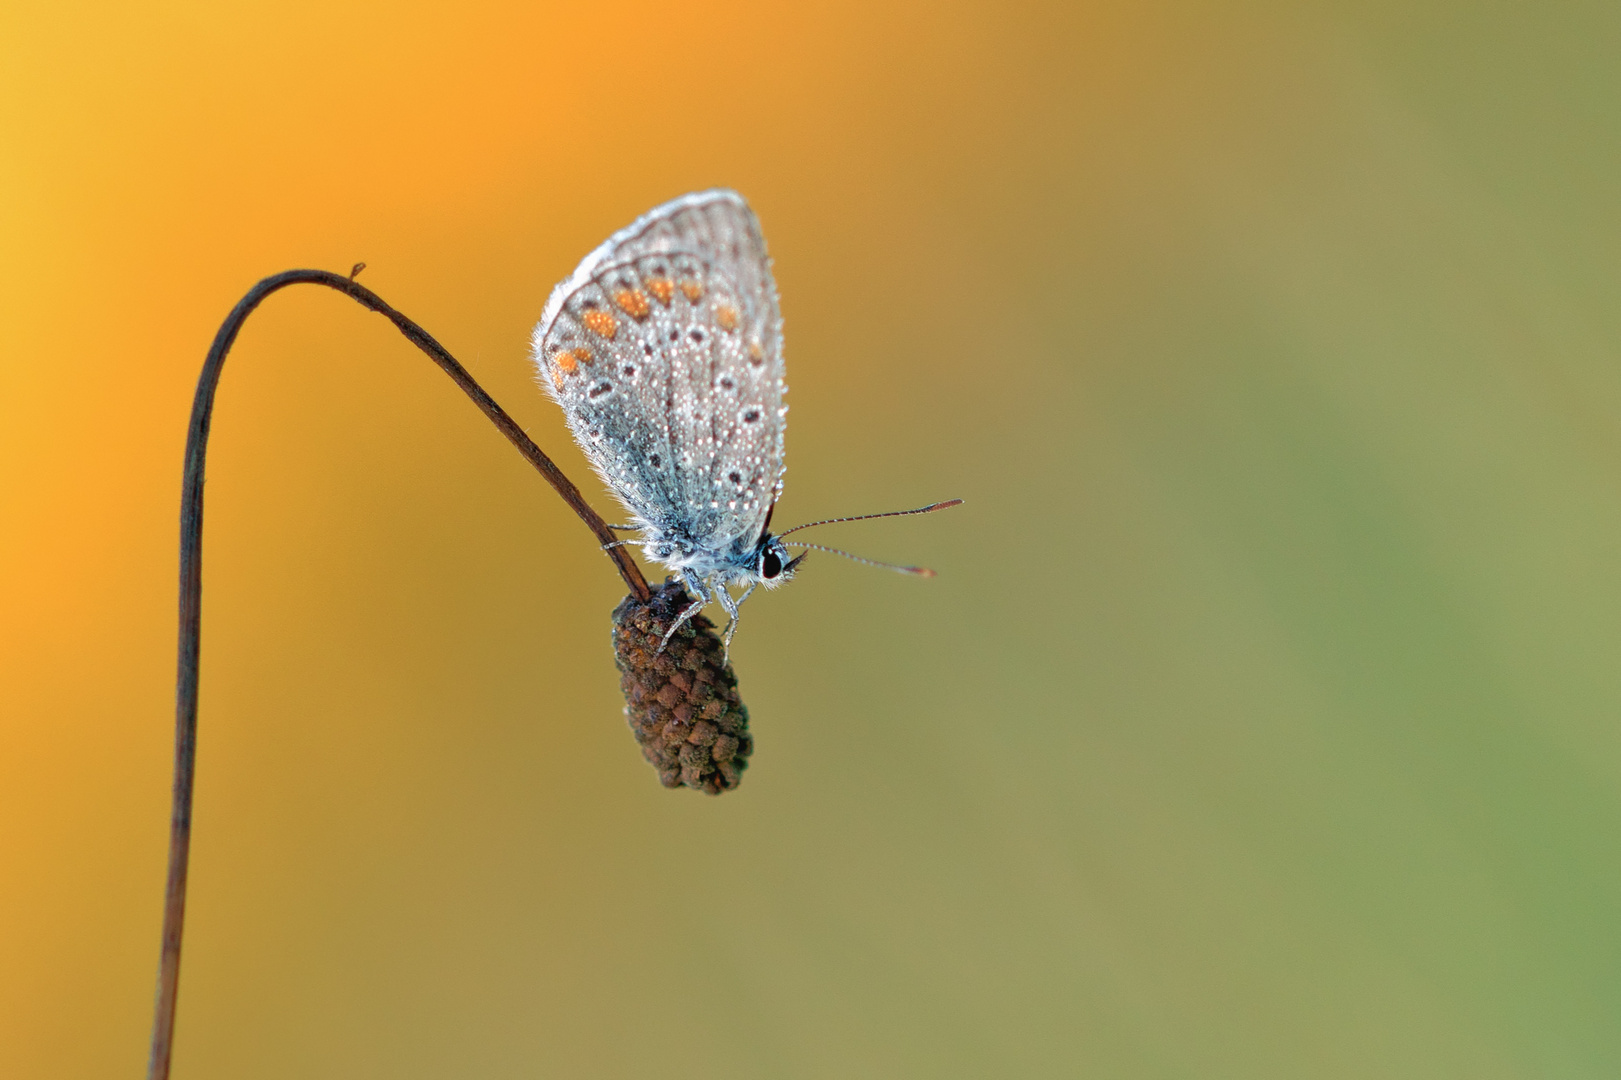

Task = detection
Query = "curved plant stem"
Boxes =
[148,268,649,1080]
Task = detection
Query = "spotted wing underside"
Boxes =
[532,190,787,558]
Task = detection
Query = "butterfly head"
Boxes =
[753,533,806,588]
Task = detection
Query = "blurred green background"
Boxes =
[3,1,1620,1076]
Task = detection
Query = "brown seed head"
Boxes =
[611,579,752,794]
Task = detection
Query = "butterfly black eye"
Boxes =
[761,550,783,579]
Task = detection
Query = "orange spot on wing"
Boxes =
[581,310,618,339]
[715,303,739,331]
[679,279,704,302]
[554,347,590,375]
[614,289,651,319]
[645,277,674,305]
[747,340,764,363]
[551,367,566,391]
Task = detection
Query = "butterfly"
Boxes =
[533,189,957,649]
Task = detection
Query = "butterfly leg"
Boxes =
[713,584,743,659]
[602,524,641,551]
[657,571,712,654]
[719,582,758,656]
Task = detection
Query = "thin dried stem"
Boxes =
[148,268,648,1080]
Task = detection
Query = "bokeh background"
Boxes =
[4,1,1621,1076]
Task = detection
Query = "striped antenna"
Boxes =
[777,499,963,538]
[781,541,938,577]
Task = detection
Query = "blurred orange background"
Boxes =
[5,1,1621,1077]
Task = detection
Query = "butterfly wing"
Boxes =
[532,190,787,562]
